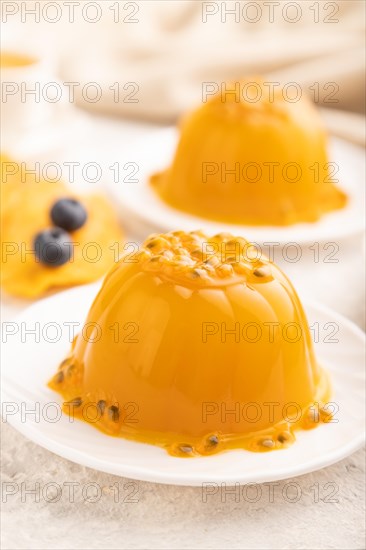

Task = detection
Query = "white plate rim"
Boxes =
[105,128,365,245]
[1,284,365,486]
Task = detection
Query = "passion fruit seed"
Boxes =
[150,255,163,262]
[108,405,120,422]
[277,431,292,443]
[253,267,271,278]
[206,434,219,447]
[305,408,318,423]
[146,237,169,251]
[174,255,195,265]
[66,397,82,407]
[261,438,275,449]
[225,256,238,264]
[190,268,207,279]
[319,406,332,422]
[55,371,64,384]
[204,257,220,268]
[178,444,194,454]
[203,263,215,273]
[97,400,106,415]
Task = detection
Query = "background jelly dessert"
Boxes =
[150,79,347,226]
[0,155,123,298]
[0,52,37,68]
[49,231,331,457]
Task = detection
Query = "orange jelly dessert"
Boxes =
[151,79,347,225]
[1,155,123,298]
[49,231,332,457]
[0,51,37,68]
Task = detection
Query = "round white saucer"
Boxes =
[1,283,365,486]
[105,128,365,244]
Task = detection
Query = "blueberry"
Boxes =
[50,198,87,231]
[34,228,73,266]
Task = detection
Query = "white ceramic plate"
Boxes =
[1,283,365,486]
[105,128,365,244]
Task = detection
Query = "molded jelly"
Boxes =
[150,79,347,226]
[49,231,332,457]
